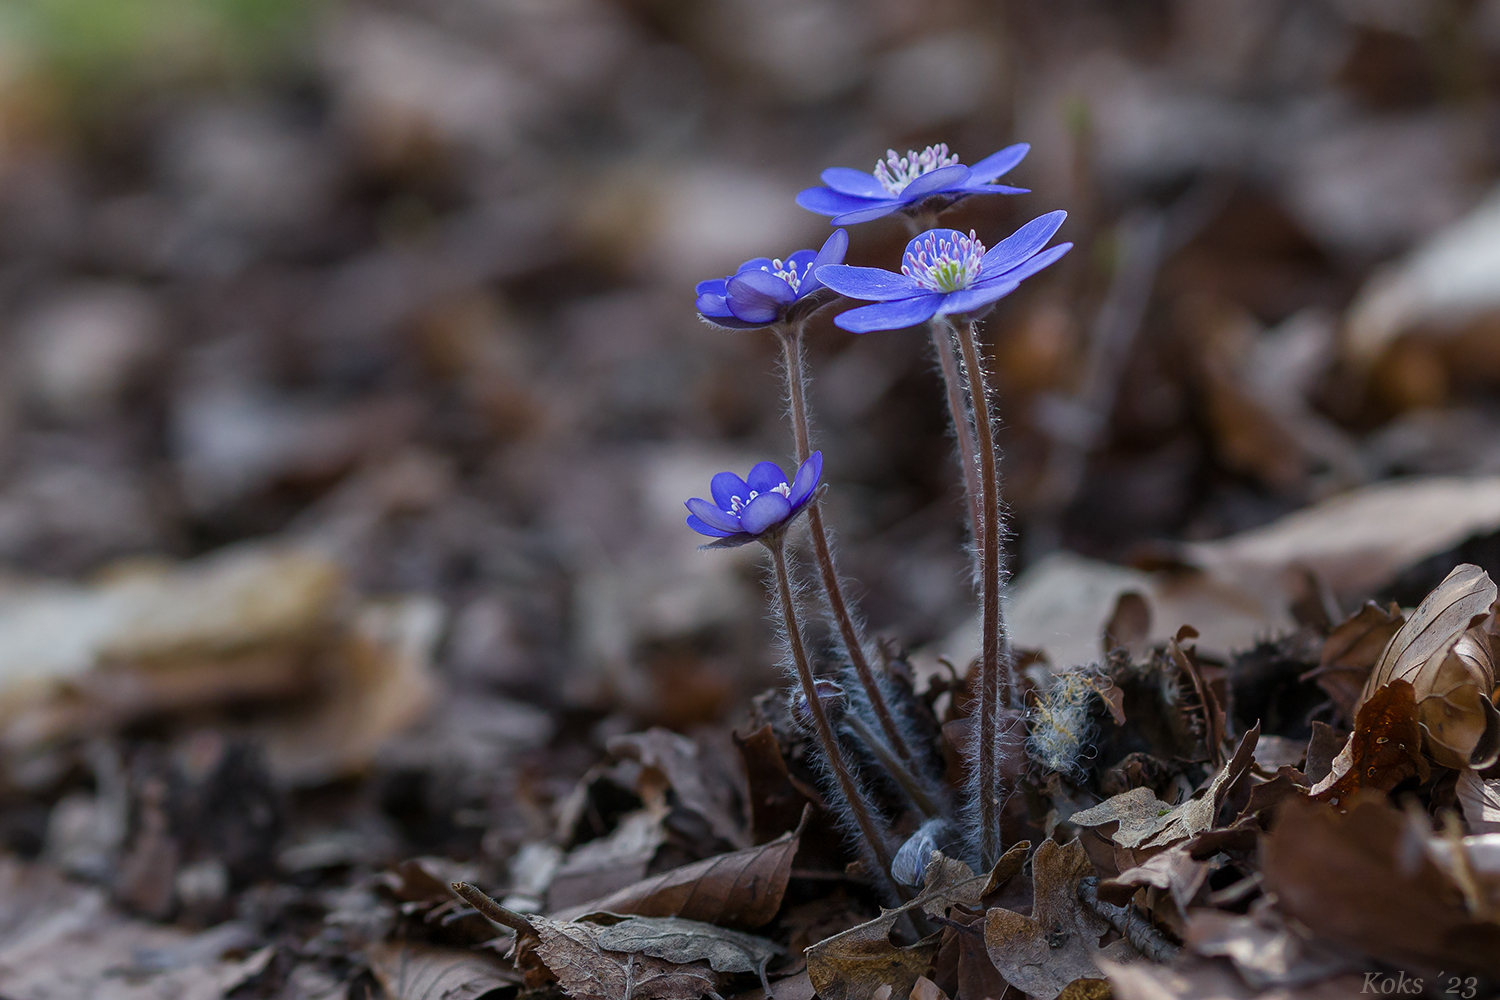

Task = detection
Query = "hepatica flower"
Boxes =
[696,230,849,330]
[796,143,1029,226]
[818,211,1072,333]
[686,452,823,546]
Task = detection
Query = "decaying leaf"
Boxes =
[1100,955,1369,999]
[1184,908,1355,990]
[533,918,722,1000]
[983,840,1110,1000]
[547,800,671,913]
[734,724,818,844]
[1356,563,1500,770]
[803,846,1016,1000]
[366,941,519,1000]
[1304,600,1404,723]
[1070,726,1259,854]
[1099,842,1208,912]
[589,915,779,979]
[1458,768,1500,834]
[1263,796,1500,975]
[609,728,748,850]
[1309,679,1427,805]
[550,823,801,926]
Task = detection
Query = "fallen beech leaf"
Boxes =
[589,915,778,982]
[1357,563,1500,769]
[1098,843,1208,912]
[533,918,721,1000]
[547,801,670,913]
[1309,679,1427,805]
[804,910,939,1000]
[734,724,817,844]
[366,941,519,1000]
[909,975,948,1000]
[609,728,747,849]
[983,840,1109,1000]
[1458,768,1500,833]
[551,823,801,927]
[1184,909,1354,990]
[1263,797,1500,975]
[1071,727,1259,852]
[1304,600,1404,723]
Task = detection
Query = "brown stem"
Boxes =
[775,325,914,765]
[954,317,1010,868]
[769,541,895,881]
[844,713,942,818]
[929,317,983,561]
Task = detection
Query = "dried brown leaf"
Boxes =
[734,724,817,844]
[589,915,778,977]
[1263,796,1500,976]
[1306,600,1404,722]
[1183,910,1355,990]
[610,728,747,849]
[366,941,519,1000]
[1458,768,1500,834]
[551,823,800,927]
[983,840,1109,1000]
[1357,563,1500,769]
[1309,679,1427,805]
[534,919,721,1000]
[548,802,670,912]
[1098,843,1208,912]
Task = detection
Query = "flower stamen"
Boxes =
[760,258,805,293]
[902,230,986,292]
[873,143,961,195]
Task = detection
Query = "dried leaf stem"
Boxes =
[767,538,894,882]
[776,324,914,765]
[954,317,1011,868]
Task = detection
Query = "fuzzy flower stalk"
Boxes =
[697,232,917,770]
[819,213,1072,868]
[685,456,896,884]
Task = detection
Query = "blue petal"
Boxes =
[935,282,1019,317]
[821,167,886,198]
[897,164,971,203]
[796,187,877,217]
[747,461,788,493]
[696,278,728,296]
[710,472,750,510]
[740,492,793,535]
[957,183,1028,196]
[786,248,818,271]
[967,144,1029,183]
[829,201,906,225]
[980,242,1072,286]
[789,451,823,507]
[733,257,775,275]
[979,211,1068,274]
[686,497,741,533]
[818,264,923,302]
[801,229,849,296]
[686,514,737,538]
[834,294,944,334]
[695,291,734,318]
[726,270,796,324]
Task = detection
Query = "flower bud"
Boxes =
[792,678,847,730]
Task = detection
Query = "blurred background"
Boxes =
[2,0,1500,973]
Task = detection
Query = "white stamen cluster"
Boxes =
[873,143,961,195]
[728,481,792,514]
[760,257,806,293]
[902,230,986,292]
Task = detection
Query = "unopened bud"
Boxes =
[792,678,847,730]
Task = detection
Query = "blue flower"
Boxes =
[686,452,823,546]
[817,212,1071,333]
[696,230,849,330]
[795,143,1029,226]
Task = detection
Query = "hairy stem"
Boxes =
[775,325,914,765]
[844,713,942,818]
[768,540,895,881]
[954,317,1011,868]
[929,317,984,561]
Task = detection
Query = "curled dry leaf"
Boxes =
[983,840,1110,1000]
[550,822,801,926]
[1304,600,1404,723]
[1183,908,1355,990]
[366,941,519,1000]
[1263,796,1500,976]
[533,918,722,1000]
[1309,679,1427,805]
[1356,563,1500,770]
[589,914,779,982]
[1457,768,1500,834]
